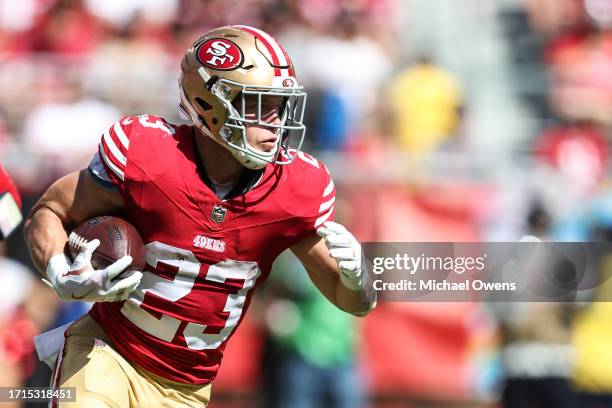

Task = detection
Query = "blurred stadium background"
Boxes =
[2,0,612,407]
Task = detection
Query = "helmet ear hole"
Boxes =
[195,97,212,111]
[193,98,214,130]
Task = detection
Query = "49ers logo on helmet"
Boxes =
[197,38,243,70]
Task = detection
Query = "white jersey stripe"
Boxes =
[323,179,334,197]
[314,206,334,228]
[50,338,66,408]
[103,130,127,165]
[50,354,60,407]
[99,142,125,181]
[113,121,130,149]
[319,196,335,213]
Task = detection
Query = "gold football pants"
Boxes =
[49,315,211,407]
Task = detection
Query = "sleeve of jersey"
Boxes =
[0,164,21,209]
[307,165,336,233]
[97,117,133,189]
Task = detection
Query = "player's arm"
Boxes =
[23,170,140,301]
[291,224,377,317]
[24,170,122,273]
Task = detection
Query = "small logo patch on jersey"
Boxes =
[210,205,228,223]
[197,38,243,70]
[193,235,226,252]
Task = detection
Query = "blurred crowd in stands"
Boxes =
[2,0,612,407]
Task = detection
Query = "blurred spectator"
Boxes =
[0,256,37,402]
[533,0,612,126]
[289,0,399,50]
[0,0,53,56]
[0,246,59,406]
[0,0,45,33]
[546,29,612,125]
[488,121,612,241]
[309,89,350,151]
[281,11,393,149]
[34,0,107,56]
[584,0,612,28]
[493,204,582,408]
[82,19,175,114]
[389,56,463,155]
[551,190,612,407]
[523,0,590,36]
[534,122,608,199]
[84,0,178,28]
[260,250,365,408]
[21,76,121,188]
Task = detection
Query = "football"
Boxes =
[68,216,146,273]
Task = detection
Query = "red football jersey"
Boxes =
[0,163,21,209]
[90,115,335,384]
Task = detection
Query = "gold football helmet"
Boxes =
[179,25,307,169]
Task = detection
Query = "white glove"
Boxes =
[316,221,364,290]
[44,233,142,302]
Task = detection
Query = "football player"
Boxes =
[24,25,376,407]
